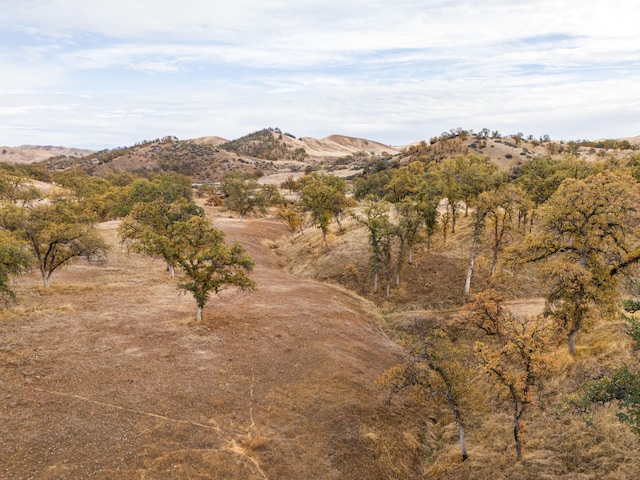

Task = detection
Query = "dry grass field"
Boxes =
[2,201,640,479]
[0,207,429,479]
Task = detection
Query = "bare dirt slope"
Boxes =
[0,210,423,479]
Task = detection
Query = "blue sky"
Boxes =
[1,0,639,149]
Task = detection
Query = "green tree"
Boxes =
[113,172,193,218]
[562,365,640,435]
[220,172,267,221]
[352,199,395,295]
[169,216,256,321]
[0,231,32,300]
[383,162,424,203]
[464,193,490,295]
[280,175,298,195]
[2,197,108,288]
[119,198,204,278]
[394,199,424,280]
[484,185,517,276]
[0,169,41,206]
[414,171,443,249]
[298,173,349,250]
[439,158,464,234]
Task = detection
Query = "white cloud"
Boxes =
[1,0,639,146]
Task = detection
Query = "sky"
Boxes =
[1,0,639,149]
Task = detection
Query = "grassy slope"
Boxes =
[272,210,640,479]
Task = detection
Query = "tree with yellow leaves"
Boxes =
[474,313,556,461]
[513,172,640,355]
[378,327,479,462]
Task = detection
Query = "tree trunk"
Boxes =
[459,424,468,461]
[568,325,579,356]
[464,222,481,295]
[43,274,51,289]
[373,270,378,294]
[514,417,522,461]
[167,264,175,279]
[290,231,296,244]
[196,305,203,322]
[491,246,499,277]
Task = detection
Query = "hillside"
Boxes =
[0,145,94,164]
[0,208,429,479]
[3,128,639,185]
[3,200,640,479]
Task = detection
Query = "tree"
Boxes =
[220,172,267,221]
[394,199,424,283]
[298,173,349,250]
[562,365,640,435]
[414,171,443,249]
[276,203,303,244]
[280,175,298,195]
[379,328,479,462]
[0,231,32,300]
[484,185,517,277]
[169,216,256,321]
[119,198,204,278]
[460,289,510,347]
[352,198,395,295]
[475,314,556,461]
[383,162,424,203]
[439,158,464,234]
[560,315,640,436]
[513,173,640,355]
[2,197,108,288]
[113,172,194,218]
[464,194,489,295]
[0,169,41,206]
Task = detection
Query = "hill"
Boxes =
[0,209,428,479]
[4,128,639,184]
[0,144,94,164]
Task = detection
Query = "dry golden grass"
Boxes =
[2,202,640,479]
[274,211,640,479]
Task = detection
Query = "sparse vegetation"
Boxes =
[3,127,640,478]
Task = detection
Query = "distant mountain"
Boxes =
[0,145,95,164]
[5,128,639,183]
[38,129,401,183]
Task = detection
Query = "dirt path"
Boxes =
[0,212,420,479]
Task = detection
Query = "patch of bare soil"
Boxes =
[0,212,427,478]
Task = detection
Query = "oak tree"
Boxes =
[475,314,556,461]
[169,216,256,321]
[2,196,107,288]
[514,173,640,355]
[119,198,204,278]
[379,328,479,462]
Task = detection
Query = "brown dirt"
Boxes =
[0,209,430,479]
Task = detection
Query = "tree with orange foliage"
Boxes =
[378,328,479,462]
[475,314,556,461]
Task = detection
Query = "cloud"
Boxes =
[1,0,639,146]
